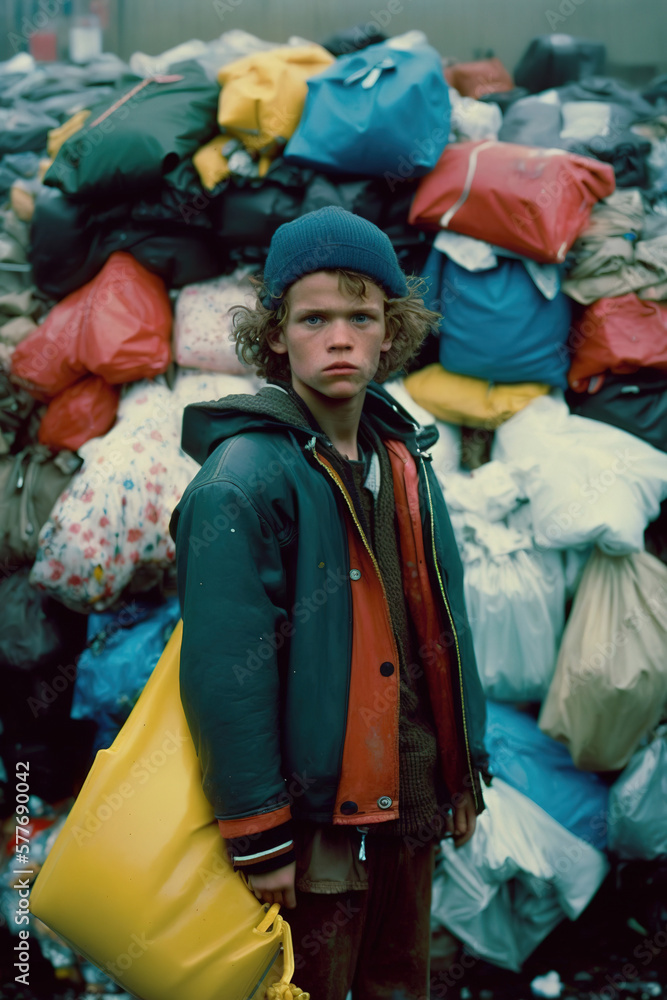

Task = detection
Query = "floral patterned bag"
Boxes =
[30,372,257,612]
[173,268,257,375]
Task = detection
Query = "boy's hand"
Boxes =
[448,790,477,848]
[248,861,297,909]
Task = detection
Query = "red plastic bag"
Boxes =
[409,140,616,264]
[12,253,172,398]
[568,294,667,392]
[38,376,120,451]
[444,58,514,99]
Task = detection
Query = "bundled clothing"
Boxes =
[169,380,487,876]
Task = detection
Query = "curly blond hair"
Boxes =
[231,269,441,384]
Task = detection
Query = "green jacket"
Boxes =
[170,381,487,865]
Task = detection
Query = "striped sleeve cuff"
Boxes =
[225,820,295,875]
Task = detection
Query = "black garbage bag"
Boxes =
[321,24,387,57]
[0,568,87,679]
[514,35,606,93]
[565,370,667,453]
[211,159,312,256]
[31,173,222,298]
[643,72,667,106]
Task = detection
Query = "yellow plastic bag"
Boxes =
[30,621,308,1000]
[404,363,550,429]
[217,45,334,158]
[47,109,91,159]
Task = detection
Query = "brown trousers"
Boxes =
[286,836,436,1000]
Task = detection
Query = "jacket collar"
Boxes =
[181,379,437,466]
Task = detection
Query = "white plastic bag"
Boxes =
[438,462,565,701]
[449,89,503,141]
[441,461,526,523]
[607,726,667,860]
[464,539,565,702]
[492,394,667,554]
[431,779,609,972]
[447,509,564,701]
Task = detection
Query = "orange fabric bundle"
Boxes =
[12,252,172,399]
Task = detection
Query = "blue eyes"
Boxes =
[303,315,371,326]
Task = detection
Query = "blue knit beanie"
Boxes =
[261,206,408,309]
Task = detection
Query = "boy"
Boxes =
[169,207,487,999]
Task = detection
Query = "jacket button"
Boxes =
[340,801,358,815]
[380,661,394,676]
[349,569,362,580]
[377,796,393,809]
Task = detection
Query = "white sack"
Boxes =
[440,461,526,523]
[464,539,565,702]
[431,779,609,972]
[492,394,667,554]
[446,504,565,702]
[449,89,503,141]
[607,726,667,860]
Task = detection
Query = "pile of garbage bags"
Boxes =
[0,24,666,992]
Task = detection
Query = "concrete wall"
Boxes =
[112,0,667,83]
[2,0,666,82]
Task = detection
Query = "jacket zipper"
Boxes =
[420,458,479,812]
[310,447,398,650]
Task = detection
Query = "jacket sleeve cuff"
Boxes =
[225,820,295,875]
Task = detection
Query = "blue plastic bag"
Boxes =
[423,249,572,387]
[71,597,181,750]
[486,701,611,849]
[284,39,450,179]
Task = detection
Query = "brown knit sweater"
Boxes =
[348,426,445,838]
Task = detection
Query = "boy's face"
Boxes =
[269,271,394,401]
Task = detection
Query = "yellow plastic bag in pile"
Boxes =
[47,109,91,158]
[217,45,334,158]
[539,551,667,771]
[193,133,230,189]
[403,363,550,428]
[30,621,309,1000]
